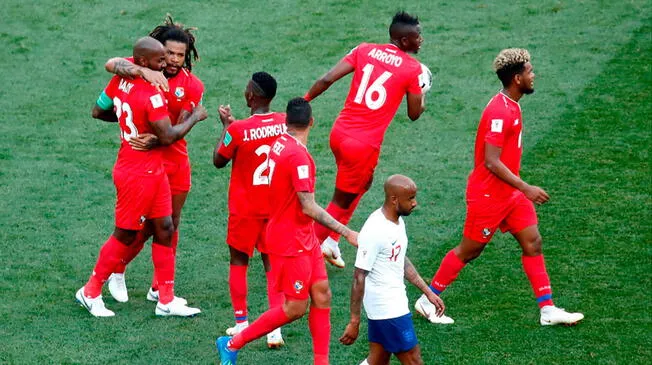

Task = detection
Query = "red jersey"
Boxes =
[333,43,423,149]
[164,68,204,158]
[217,112,287,217]
[266,134,318,256]
[467,92,524,198]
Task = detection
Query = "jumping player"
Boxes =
[77,37,206,317]
[340,175,445,365]
[304,11,427,268]
[216,98,358,365]
[415,48,584,326]
[100,16,205,304]
[213,72,286,348]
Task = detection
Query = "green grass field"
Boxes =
[1,1,650,363]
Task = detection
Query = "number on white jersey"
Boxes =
[353,64,393,110]
[113,97,137,141]
[252,144,272,186]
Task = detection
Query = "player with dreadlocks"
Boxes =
[99,15,206,306]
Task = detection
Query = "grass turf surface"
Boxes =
[1,1,650,363]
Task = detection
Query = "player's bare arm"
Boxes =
[105,57,169,92]
[150,104,207,145]
[297,191,358,246]
[91,104,118,122]
[305,59,355,101]
[212,105,236,168]
[339,267,368,345]
[406,91,425,121]
[128,133,159,151]
[484,143,549,204]
[404,257,445,315]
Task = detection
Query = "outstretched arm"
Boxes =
[297,191,358,246]
[484,144,549,204]
[405,257,445,316]
[105,57,169,92]
[304,59,354,101]
[339,267,368,345]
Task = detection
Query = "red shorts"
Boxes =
[163,155,191,195]
[330,128,380,194]
[269,247,328,300]
[463,190,538,243]
[226,215,268,257]
[113,169,172,230]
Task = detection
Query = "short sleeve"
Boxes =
[354,226,382,271]
[103,75,121,100]
[181,76,205,113]
[406,64,422,95]
[146,91,170,123]
[290,151,314,193]
[483,108,510,148]
[217,123,240,160]
[342,44,362,67]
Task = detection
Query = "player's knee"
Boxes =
[283,300,308,320]
[522,235,543,256]
[171,215,181,231]
[314,286,332,307]
[454,245,483,263]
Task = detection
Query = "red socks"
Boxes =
[266,270,284,309]
[151,243,175,304]
[229,264,249,323]
[150,230,180,290]
[430,250,467,294]
[229,306,292,350]
[84,235,130,298]
[309,306,331,365]
[522,254,553,308]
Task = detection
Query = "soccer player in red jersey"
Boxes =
[99,16,205,304]
[217,98,358,365]
[415,48,584,326]
[76,37,206,317]
[304,11,427,268]
[213,72,287,348]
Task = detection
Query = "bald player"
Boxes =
[340,175,444,365]
[304,11,428,269]
[77,36,206,318]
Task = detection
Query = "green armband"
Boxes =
[96,91,113,110]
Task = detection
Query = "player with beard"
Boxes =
[415,48,584,326]
[99,15,205,304]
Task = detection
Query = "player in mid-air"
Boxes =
[77,37,206,317]
[304,11,428,269]
[213,72,286,348]
[99,16,205,304]
[415,48,584,326]
[216,98,358,365]
[340,175,445,365]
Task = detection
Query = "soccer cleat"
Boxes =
[216,336,239,365]
[147,287,188,305]
[540,305,584,326]
[225,321,249,336]
[75,287,115,317]
[415,294,454,324]
[155,297,201,317]
[266,328,284,349]
[107,273,129,303]
[359,359,370,365]
[321,238,345,268]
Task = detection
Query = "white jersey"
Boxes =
[354,208,409,320]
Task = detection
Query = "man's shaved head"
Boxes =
[132,36,166,71]
[384,174,418,217]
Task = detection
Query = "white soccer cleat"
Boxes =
[266,327,284,349]
[540,305,584,326]
[415,294,454,324]
[155,297,201,317]
[225,321,249,336]
[107,273,129,303]
[147,287,187,306]
[75,287,115,317]
[359,359,370,365]
[321,237,345,268]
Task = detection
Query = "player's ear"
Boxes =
[308,117,314,127]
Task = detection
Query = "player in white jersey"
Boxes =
[340,175,445,365]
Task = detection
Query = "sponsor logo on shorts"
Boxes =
[293,280,304,293]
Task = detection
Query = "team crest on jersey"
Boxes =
[294,280,304,292]
[482,228,491,237]
[174,87,185,98]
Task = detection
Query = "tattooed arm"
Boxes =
[296,191,358,246]
[105,58,169,92]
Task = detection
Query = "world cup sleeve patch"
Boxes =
[150,94,164,109]
[223,131,232,147]
[297,165,309,179]
[491,119,503,133]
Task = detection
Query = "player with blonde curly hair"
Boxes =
[414,48,584,326]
